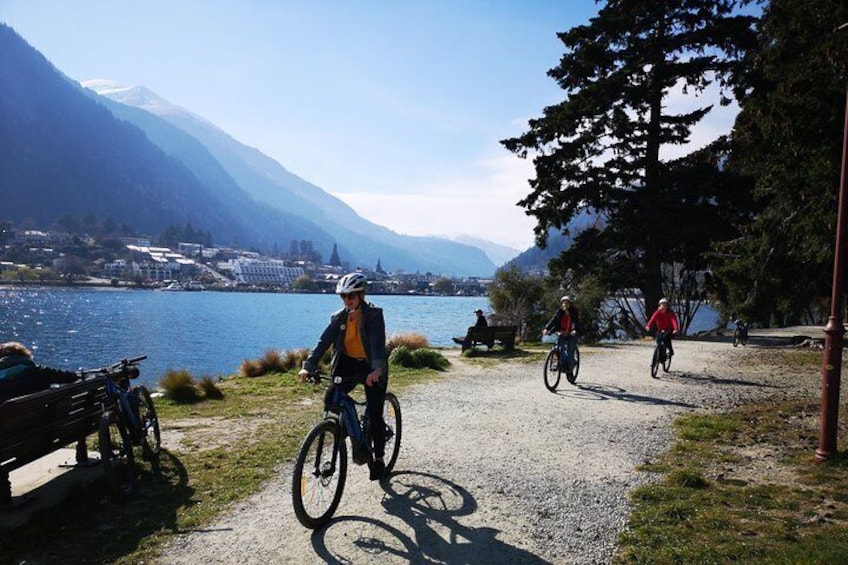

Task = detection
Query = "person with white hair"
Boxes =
[0,341,80,403]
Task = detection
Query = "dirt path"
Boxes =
[159,339,813,564]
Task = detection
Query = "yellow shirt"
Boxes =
[343,308,367,359]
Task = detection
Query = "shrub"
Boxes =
[389,345,415,367]
[411,348,450,370]
[387,333,429,356]
[259,349,286,374]
[390,346,449,370]
[198,375,224,400]
[159,368,200,404]
[239,358,264,378]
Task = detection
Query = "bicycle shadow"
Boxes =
[654,371,781,389]
[561,382,699,408]
[309,470,552,564]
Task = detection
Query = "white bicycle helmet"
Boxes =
[336,272,367,294]
[560,295,573,303]
[658,298,670,305]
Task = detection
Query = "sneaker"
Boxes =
[369,459,385,481]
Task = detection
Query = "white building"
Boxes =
[229,258,305,286]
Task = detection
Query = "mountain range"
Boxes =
[0,23,504,276]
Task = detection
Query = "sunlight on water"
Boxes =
[0,287,488,386]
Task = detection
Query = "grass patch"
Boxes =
[615,349,848,564]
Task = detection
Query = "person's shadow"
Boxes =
[309,470,552,564]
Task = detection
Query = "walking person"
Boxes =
[298,273,389,480]
[542,296,580,381]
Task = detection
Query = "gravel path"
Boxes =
[159,338,812,564]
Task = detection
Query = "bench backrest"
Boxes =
[0,377,107,472]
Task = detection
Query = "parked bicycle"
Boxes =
[650,331,673,378]
[292,372,402,529]
[733,322,749,347]
[78,355,161,498]
[543,333,580,391]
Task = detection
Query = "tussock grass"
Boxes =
[198,375,224,400]
[387,332,430,356]
[159,368,200,404]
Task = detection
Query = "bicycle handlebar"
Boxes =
[78,355,147,377]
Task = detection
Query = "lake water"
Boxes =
[0,287,721,388]
[0,287,488,386]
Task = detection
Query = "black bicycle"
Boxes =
[79,356,161,499]
[650,331,673,378]
[733,322,749,347]
[543,333,580,391]
[292,372,402,529]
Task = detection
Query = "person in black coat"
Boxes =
[0,342,80,403]
[474,309,488,328]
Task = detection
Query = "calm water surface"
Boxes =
[0,287,488,386]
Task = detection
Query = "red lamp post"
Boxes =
[816,60,848,461]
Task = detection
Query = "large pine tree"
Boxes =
[502,0,754,316]
[714,0,848,325]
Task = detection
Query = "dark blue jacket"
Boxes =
[303,301,388,380]
[0,354,79,403]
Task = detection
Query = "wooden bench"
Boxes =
[452,325,518,352]
[0,377,107,506]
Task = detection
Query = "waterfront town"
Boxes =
[0,227,492,295]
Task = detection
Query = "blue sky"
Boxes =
[0,1,738,250]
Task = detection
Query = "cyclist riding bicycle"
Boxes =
[542,295,580,380]
[645,298,680,357]
[298,272,389,481]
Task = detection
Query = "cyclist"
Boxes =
[645,298,680,357]
[298,272,389,481]
[542,295,580,380]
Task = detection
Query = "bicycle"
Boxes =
[78,355,161,499]
[543,333,580,391]
[292,372,402,529]
[650,331,673,378]
[733,322,749,347]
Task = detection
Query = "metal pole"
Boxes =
[816,84,848,461]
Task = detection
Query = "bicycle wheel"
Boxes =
[99,410,136,499]
[136,386,161,460]
[650,347,660,378]
[543,348,561,392]
[662,346,672,372]
[733,330,740,347]
[567,344,580,384]
[382,392,402,474]
[292,420,347,529]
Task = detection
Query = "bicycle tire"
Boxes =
[136,385,161,460]
[99,410,136,499]
[292,419,347,529]
[662,346,672,372]
[733,330,740,347]
[650,347,660,378]
[383,392,402,474]
[568,344,580,384]
[543,348,561,392]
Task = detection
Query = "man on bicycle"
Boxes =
[298,272,389,481]
[645,298,680,357]
[542,296,580,380]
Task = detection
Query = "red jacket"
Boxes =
[646,308,679,333]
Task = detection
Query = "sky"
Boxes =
[0,1,739,251]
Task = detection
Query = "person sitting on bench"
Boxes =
[0,342,80,403]
[474,309,488,328]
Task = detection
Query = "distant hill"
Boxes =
[83,80,497,276]
[508,209,605,273]
[449,235,521,267]
[0,23,496,276]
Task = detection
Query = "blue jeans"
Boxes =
[557,334,576,370]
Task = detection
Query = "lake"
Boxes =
[0,287,489,386]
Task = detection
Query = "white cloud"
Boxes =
[332,151,538,250]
